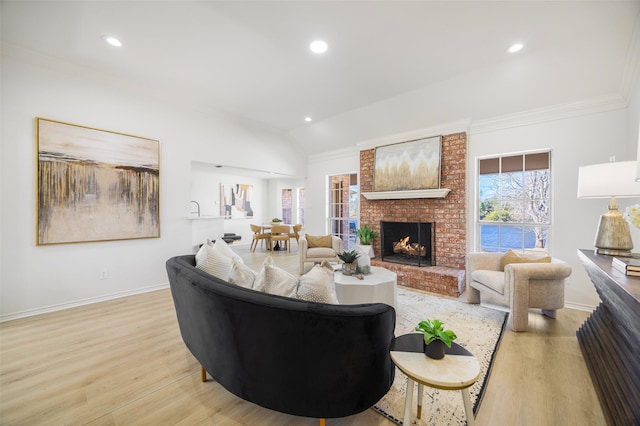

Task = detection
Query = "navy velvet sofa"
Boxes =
[166,255,396,421]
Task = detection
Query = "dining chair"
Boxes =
[250,224,271,252]
[270,225,292,252]
[289,224,303,248]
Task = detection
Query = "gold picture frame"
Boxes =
[36,118,160,245]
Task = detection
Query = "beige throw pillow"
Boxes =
[306,234,332,248]
[297,261,339,304]
[252,256,275,292]
[262,265,299,298]
[500,249,551,271]
[196,244,233,280]
[228,257,256,288]
[213,239,243,264]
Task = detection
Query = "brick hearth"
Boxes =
[360,132,467,296]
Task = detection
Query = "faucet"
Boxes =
[190,200,200,217]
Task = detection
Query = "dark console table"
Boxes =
[576,249,640,426]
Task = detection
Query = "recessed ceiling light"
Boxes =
[507,42,524,53]
[309,40,328,54]
[304,117,312,122]
[104,36,122,47]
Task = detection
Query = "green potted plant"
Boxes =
[355,224,379,259]
[338,249,360,276]
[415,319,457,360]
[356,224,379,245]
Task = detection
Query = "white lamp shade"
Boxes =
[577,161,640,198]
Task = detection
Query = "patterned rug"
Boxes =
[373,287,508,425]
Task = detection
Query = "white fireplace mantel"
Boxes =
[362,188,451,200]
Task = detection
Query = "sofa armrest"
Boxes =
[505,260,572,281]
[299,237,309,255]
[331,236,343,254]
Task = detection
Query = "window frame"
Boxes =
[476,150,552,254]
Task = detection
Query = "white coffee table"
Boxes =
[333,266,397,308]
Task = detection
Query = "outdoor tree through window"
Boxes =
[478,152,551,254]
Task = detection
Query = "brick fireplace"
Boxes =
[360,132,467,297]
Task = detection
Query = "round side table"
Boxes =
[390,333,480,426]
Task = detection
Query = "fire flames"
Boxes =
[392,236,427,257]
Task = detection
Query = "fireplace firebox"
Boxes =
[380,221,433,267]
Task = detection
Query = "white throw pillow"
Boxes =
[195,239,214,267]
[297,261,339,304]
[263,264,299,298]
[228,257,257,288]
[252,256,275,292]
[196,244,233,281]
[213,239,243,264]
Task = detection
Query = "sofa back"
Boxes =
[166,255,396,419]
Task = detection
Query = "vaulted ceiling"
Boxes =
[2,1,639,154]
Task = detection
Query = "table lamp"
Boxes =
[577,160,640,256]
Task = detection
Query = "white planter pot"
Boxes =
[356,244,375,259]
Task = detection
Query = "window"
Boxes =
[328,174,358,249]
[281,189,292,224]
[297,187,305,226]
[478,151,551,254]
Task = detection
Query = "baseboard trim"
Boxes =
[0,283,170,323]
[564,301,596,312]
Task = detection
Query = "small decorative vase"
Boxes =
[424,340,446,360]
[342,262,357,276]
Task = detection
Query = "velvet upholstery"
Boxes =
[166,255,396,419]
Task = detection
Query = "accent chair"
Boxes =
[466,251,572,332]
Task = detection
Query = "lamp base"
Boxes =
[593,205,633,257]
[595,247,633,257]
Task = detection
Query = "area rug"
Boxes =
[373,287,508,425]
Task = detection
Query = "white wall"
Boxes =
[0,51,305,320]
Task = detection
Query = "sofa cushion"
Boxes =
[306,234,333,248]
[214,239,243,264]
[307,247,338,258]
[196,243,233,280]
[471,270,505,294]
[228,257,256,288]
[252,256,275,292]
[263,264,299,298]
[195,239,213,266]
[297,261,338,304]
[500,249,551,271]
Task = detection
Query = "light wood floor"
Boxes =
[0,244,606,425]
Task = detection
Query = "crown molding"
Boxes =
[470,94,628,135]
[355,119,471,150]
[308,145,360,164]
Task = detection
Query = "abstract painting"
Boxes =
[373,136,441,191]
[220,183,254,219]
[37,118,160,245]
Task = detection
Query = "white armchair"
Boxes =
[466,251,572,332]
[299,235,343,274]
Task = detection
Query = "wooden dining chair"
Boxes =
[250,224,271,252]
[270,225,291,252]
[289,224,303,248]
